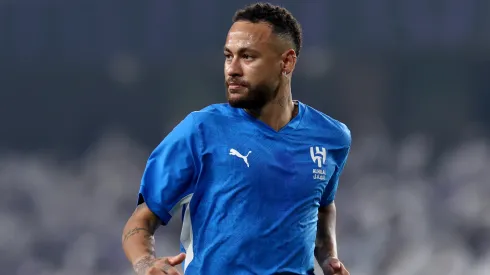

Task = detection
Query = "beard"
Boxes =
[226,80,280,110]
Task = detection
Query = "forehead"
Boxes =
[225,21,275,50]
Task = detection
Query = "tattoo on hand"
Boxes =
[133,255,155,275]
[161,263,172,273]
[123,227,152,243]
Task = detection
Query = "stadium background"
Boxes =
[1,0,490,274]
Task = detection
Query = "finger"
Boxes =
[167,253,186,265]
[322,266,335,275]
[339,262,349,275]
[328,258,341,270]
[331,263,348,275]
[159,263,182,275]
[145,265,180,275]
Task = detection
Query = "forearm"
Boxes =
[122,203,161,274]
[122,218,156,263]
[315,203,337,264]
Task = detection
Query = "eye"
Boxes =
[242,54,253,60]
[224,53,233,61]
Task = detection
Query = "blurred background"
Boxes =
[1,0,489,274]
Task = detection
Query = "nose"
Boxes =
[226,57,243,77]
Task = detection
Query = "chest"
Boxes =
[200,129,338,203]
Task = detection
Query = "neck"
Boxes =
[246,88,295,131]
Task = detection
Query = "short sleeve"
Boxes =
[320,146,350,207]
[138,113,202,225]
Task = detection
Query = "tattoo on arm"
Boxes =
[132,203,161,231]
[133,255,155,275]
[123,227,153,243]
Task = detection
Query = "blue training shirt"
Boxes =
[138,101,351,275]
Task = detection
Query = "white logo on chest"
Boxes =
[310,146,327,180]
[229,148,252,167]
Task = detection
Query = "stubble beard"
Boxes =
[227,81,280,111]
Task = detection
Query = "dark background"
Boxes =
[1,1,489,274]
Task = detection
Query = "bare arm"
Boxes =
[122,202,161,274]
[314,201,337,265]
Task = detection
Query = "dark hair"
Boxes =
[232,3,302,57]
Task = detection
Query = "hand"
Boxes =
[133,253,186,275]
[321,257,349,275]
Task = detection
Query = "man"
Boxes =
[122,3,351,275]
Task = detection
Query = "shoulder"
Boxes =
[188,103,238,125]
[194,103,231,115]
[174,103,239,138]
[158,104,234,149]
[301,103,351,147]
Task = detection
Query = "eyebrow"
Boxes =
[223,46,260,55]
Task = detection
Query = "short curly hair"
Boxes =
[232,3,303,57]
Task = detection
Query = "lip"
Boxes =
[228,84,245,89]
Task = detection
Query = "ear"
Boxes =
[281,49,297,76]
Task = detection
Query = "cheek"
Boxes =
[224,62,230,74]
[246,63,277,82]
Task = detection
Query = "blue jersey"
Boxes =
[138,101,351,275]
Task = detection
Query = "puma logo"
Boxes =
[229,148,252,168]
